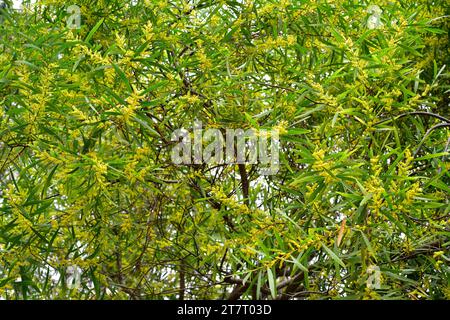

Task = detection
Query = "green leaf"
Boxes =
[267,267,277,299]
[414,152,448,161]
[322,243,346,268]
[112,63,132,92]
[85,18,105,43]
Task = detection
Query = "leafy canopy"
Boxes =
[0,0,449,299]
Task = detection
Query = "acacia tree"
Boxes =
[0,0,449,299]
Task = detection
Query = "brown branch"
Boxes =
[374,111,450,126]
[238,163,250,207]
[179,259,186,300]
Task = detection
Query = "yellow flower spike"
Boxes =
[273,120,288,135]
[197,50,212,70]
[433,251,445,259]
[142,21,154,42]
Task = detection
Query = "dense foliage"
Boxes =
[0,0,449,299]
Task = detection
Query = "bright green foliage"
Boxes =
[0,0,449,299]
